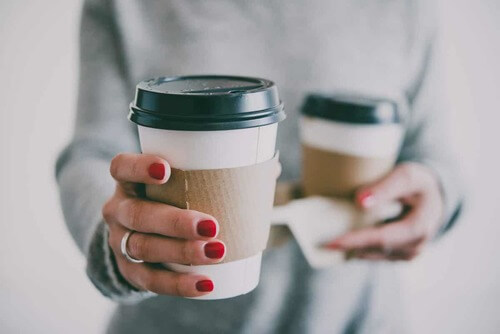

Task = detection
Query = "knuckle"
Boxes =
[102,199,115,223]
[182,209,199,223]
[179,241,194,264]
[170,211,183,235]
[107,230,116,250]
[127,200,144,230]
[130,158,141,179]
[174,277,183,296]
[110,154,124,178]
[128,233,148,259]
[170,209,196,237]
[173,275,187,296]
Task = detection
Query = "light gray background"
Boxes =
[0,1,498,333]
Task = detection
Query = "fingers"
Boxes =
[324,163,444,262]
[352,243,424,261]
[355,162,434,209]
[114,254,214,297]
[352,250,413,261]
[108,223,226,265]
[103,196,219,240]
[110,153,171,186]
[324,208,428,252]
[324,206,429,261]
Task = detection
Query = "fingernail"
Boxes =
[197,220,217,238]
[322,240,342,249]
[196,279,214,292]
[148,163,165,180]
[204,242,225,259]
[358,191,375,208]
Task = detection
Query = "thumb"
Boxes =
[355,162,427,209]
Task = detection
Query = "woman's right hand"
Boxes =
[102,153,226,297]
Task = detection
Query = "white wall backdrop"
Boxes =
[0,1,498,333]
[401,1,500,333]
[0,1,113,333]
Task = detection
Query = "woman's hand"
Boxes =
[102,153,226,297]
[324,162,444,261]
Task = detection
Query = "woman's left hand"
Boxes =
[324,162,445,261]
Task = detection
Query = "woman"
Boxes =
[56,0,462,333]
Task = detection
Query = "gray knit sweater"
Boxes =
[56,1,462,333]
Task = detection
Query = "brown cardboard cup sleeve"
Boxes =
[146,154,280,263]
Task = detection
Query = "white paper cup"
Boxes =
[300,115,403,159]
[129,75,285,299]
[138,124,277,299]
[300,94,404,198]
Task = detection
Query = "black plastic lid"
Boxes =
[129,75,285,131]
[301,93,399,124]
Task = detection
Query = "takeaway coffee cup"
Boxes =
[129,75,285,300]
[300,93,403,198]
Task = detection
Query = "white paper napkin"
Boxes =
[271,197,402,269]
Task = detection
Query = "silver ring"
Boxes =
[121,231,144,263]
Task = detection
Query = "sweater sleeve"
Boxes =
[55,0,155,303]
[398,22,464,237]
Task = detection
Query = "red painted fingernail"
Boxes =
[196,280,214,292]
[148,163,165,180]
[204,242,225,259]
[358,191,375,208]
[197,220,217,238]
[322,240,342,249]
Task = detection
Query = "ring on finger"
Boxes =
[121,230,145,264]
